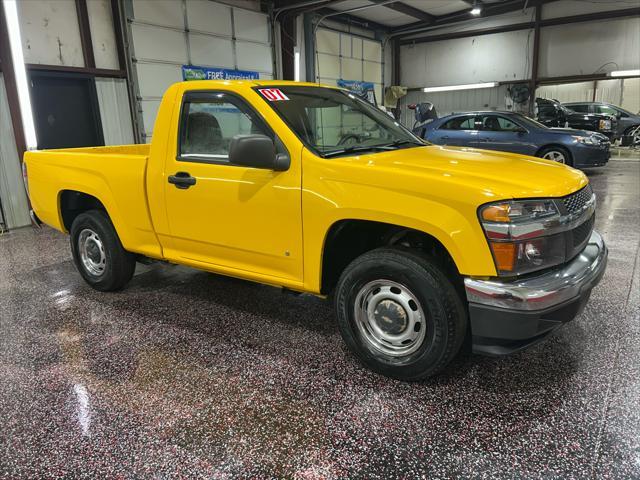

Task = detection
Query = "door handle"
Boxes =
[441,135,450,140]
[168,172,196,189]
[477,138,490,142]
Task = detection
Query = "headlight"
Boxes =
[572,135,598,145]
[598,119,612,131]
[480,199,566,276]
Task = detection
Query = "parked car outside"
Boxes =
[536,98,616,139]
[562,101,640,142]
[417,111,610,168]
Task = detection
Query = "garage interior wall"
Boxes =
[126,0,273,143]
[0,75,30,230]
[315,27,384,102]
[397,0,640,124]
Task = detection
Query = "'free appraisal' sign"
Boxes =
[182,65,260,81]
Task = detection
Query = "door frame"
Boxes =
[29,69,105,148]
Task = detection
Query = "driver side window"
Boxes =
[179,92,271,163]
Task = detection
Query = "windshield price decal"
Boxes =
[259,88,289,101]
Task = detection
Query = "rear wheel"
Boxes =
[70,210,136,291]
[538,146,572,166]
[335,247,467,380]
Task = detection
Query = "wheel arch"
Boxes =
[535,143,573,162]
[319,219,463,296]
[58,190,110,233]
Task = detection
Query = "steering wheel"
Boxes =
[338,134,361,146]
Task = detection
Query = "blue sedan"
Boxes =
[415,111,610,168]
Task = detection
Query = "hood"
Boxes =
[548,127,595,136]
[346,144,588,203]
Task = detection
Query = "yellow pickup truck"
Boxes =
[24,80,607,380]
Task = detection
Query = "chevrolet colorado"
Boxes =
[23,80,608,380]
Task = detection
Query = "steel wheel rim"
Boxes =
[78,229,106,276]
[542,150,566,163]
[354,280,427,357]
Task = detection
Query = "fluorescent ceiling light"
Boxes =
[2,0,37,150]
[470,7,482,15]
[423,82,498,93]
[294,49,300,82]
[610,69,640,77]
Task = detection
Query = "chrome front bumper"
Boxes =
[464,231,607,355]
[465,231,607,312]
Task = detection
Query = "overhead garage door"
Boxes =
[315,28,383,103]
[127,0,274,142]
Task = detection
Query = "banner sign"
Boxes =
[182,65,260,81]
[337,79,376,105]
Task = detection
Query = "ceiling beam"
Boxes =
[315,7,390,31]
[395,0,541,34]
[368,0,436,23]
[398,5,640,44]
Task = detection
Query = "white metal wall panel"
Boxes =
[140,100,161,137]
[400,30,533,88]
[315,28,383,103]
[538,18,640,78]
[18,0,84,67]
[128,0,272,141]
[131,24,188,64]
[135,63,183,99]
[186,0,232,35]
[542,0,637,20]
[236,42,273,73]
[0,75,30,229]
[87,0,120,70]
[399,86,511,128]
[189,34,235,68]
[536,79,634,108]
[622,78,640,114]
[132,0,184,28]
[234,9,269,43]
[536,81,595,103]
[362,39,381,62]
[95,78,135,145]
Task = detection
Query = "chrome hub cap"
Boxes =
[354,280,426,357]
[78,229,106,276]
[542,150,566,163]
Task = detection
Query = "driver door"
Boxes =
[162,91,303,284]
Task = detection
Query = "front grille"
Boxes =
[572,214,594,248]
[562,184,593,215]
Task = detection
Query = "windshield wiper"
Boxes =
[322,144,396,158]
[379,139,425,148]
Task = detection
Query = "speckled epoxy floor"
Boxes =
[1,158,639,479]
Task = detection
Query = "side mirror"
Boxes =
[229,134,290,171]
[515,127,527,134]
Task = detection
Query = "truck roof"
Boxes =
[174,79,338,89]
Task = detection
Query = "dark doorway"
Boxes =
[29,71,104,149]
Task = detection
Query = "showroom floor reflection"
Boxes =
[1,158,639,479]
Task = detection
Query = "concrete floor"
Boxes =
[1,157,639,479]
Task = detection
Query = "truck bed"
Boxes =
[24,143,163,259]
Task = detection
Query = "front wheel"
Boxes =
[538,146,573,166]
[335,248,467,380]
[70,210,136,291]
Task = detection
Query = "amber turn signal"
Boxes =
[481,204,511,222]
[489,241,516,272]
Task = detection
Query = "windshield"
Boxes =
[255,86,424,157]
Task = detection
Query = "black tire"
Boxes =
[537,145,573,166]
[335,247,467,381]
[70,209,136,292]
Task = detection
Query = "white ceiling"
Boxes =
[327,0,510,28]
